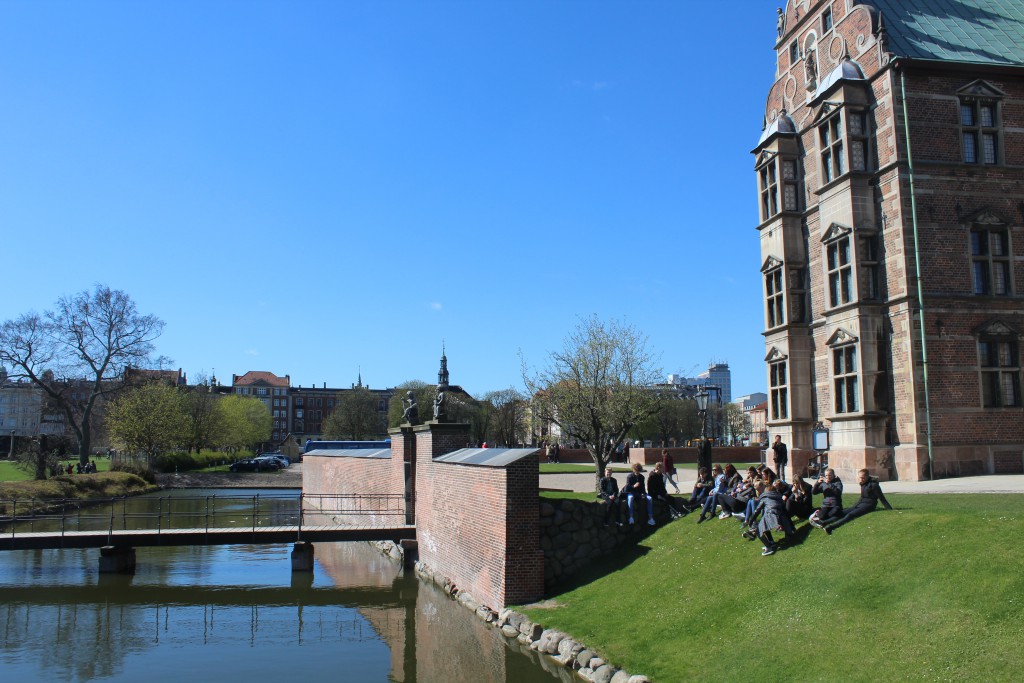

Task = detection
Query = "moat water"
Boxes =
[0,489,565,682]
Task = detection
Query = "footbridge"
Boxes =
[0,493,415,572]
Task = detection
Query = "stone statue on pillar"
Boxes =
[402,391,420,425]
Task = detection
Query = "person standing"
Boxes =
[771,435,789,481]
[661,449,681,493]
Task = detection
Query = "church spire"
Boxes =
[437,343,449,389]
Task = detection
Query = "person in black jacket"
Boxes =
[648,462,683,520]
[809,468,844,528]
[599,467,623,526]
[820,469,892,534]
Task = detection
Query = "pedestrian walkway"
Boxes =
[540,471,1024,494]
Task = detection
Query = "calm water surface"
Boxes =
[0,489,565,683]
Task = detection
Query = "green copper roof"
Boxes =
[872,0,1024,66]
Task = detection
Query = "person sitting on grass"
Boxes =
[809,468,844,528]
[599,466,623,526]
[717,466,758,519]
[696,464,726,523]
[685,466,713,512]
[625,462,656,526]
[698,464,740,522]
[648,462,683,520]
[741,468,777,534]
[818,468,892,535]
[745,479,795,556]
[784,469,813,520]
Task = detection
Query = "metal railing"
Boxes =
[0,493,408,543]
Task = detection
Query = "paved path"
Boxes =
[540,471,1024,494]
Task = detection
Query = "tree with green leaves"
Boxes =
[523,315,663,491]
[322,386,384,440]
[216,395,271,451]
[106,383,189,457]
[0,285,164,464]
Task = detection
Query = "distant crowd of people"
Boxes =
[598,446,892,556]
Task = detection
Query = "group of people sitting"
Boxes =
[48,461,98,477]
[599,449,892,557]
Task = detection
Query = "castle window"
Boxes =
[971,227,1011,295]
[822,7,833,32]
[770,360,788,420]
[833,345,859,413]
[979,339,1020,408]
[826,235,853,307]
[760,161,779,219]
[847,110,869,171]
[819,114,844,182]
[961,99,999,164]
[860,235,880,300]
[789,42,799,65]
[781,159,799,211]
[765,266,785,329]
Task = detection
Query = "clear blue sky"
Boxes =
[0,1,777,398]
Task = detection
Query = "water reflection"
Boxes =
[0,490,563,682]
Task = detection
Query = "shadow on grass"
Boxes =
[544,539,653,599]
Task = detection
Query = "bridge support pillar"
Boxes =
[400,539,418,569]
[99,545,136,574]
[291,542,314,572]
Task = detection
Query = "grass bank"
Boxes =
[0,472,159,513]
[519,493,1024,683]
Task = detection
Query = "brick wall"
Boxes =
[413,422,543,609]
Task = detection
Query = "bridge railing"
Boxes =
[0,493,408,542]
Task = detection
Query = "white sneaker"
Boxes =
[647,519,656,526]
[718,512,730,520]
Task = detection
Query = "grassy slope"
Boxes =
[520,493,1024,683]
[0,472,158,507]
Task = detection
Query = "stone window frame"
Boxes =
[965,211,1013,296]
[789,41,799,66]
[814,101,872,186]
[758,150,780,220]
[859,232,881,301]
[819,109,844,182]
[958,80,1003,165]
[821,222,855,308]
[827,328,860,415]
[976,321,1022,409]
[766,348,789,421]
[821,6,833,33]
[762,255,786,329]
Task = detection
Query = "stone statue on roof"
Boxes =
[777,8,785,38]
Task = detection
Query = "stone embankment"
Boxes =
[540,496,677,590]
[414,559,650,683]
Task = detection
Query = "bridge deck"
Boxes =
[1,524,416,551]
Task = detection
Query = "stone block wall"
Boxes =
[539,497,676,591]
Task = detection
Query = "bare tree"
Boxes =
[0,285,164,464]
[482,388,528,447]
[523,316,663,491]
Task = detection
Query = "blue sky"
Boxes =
[0,1,777,398]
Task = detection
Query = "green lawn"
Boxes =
[540,463,631,474]
[0,458,112,482]
[519,493,1024,683]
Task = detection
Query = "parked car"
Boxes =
[229,457,279,473]
[263,453,290,468]
[252,456,282,471]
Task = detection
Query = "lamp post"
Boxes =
[8,430,14,460]
[695,387,712,473]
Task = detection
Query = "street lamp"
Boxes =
[695,388,711,473]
